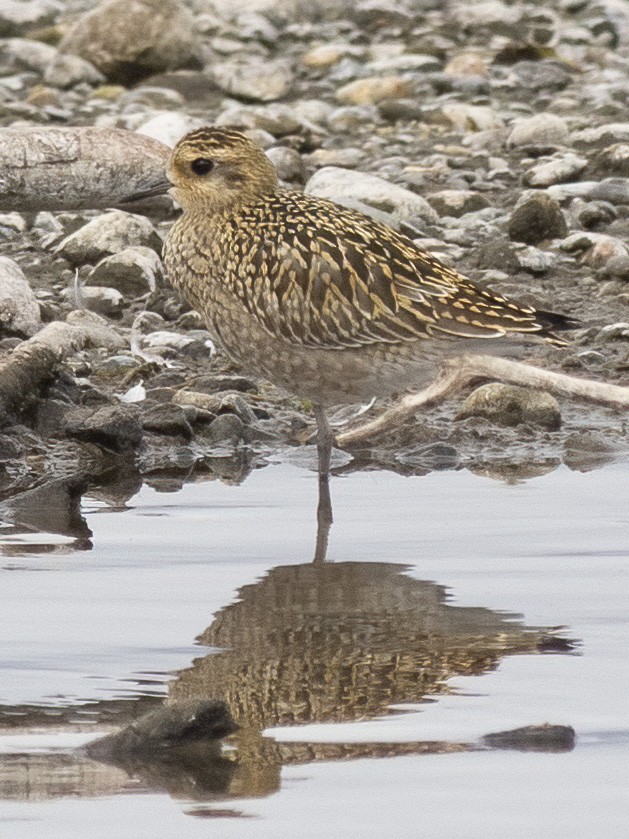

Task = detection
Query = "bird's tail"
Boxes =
[535,309,581,346]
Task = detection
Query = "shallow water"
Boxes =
[0,459,628,838]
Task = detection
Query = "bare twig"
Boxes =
[337,354,629,448]
[0,311,125,420]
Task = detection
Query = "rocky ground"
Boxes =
[0,0,628,525]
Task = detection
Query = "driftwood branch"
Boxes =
[0,310,125,420]
[337,353,629,448]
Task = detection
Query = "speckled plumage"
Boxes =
[164,128,572,406]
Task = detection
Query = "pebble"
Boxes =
[523,153,588,187]
[55,211,162,265]
[588,143,629,177]
[265,146,305,182]
[306,166,438,224]
[427,190,489,218]
[508,193,568,244]
[560,232,629,268]
[0,38,58,74]
[441,103,503,132]
[507,113,570,150]
[43,54,104,89]
[457,383,562,431]
[573,122,629,145]
[136,112,203,148]
[88,246,163,296]
[335,76,413,105]
[0,256,41,336]
[208,58,293,102]
[76,285,124,317]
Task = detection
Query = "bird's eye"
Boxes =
[191,158,214,176]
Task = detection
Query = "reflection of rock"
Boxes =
[85,700,238,761]
[172,562,571,729]
[0,476,91,547]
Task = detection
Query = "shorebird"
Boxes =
[163,127,577,557]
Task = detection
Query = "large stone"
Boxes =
[457,384,562,430]
[55,211,162,265]
[0,256,40,336]
[427,190,490,218]
[305,167,438,225]
[508,193,567,244]
[59,0,201,86]
[88,246,164,297]
[0,0,59,37]
[0,37,57,73]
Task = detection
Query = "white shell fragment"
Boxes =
[0,126,171,212]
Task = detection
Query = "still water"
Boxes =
[0,459,627,838]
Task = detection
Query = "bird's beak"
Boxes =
[120,178,173,204]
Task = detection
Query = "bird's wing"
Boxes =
[235,195,546,350]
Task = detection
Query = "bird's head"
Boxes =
[167,127,278,213]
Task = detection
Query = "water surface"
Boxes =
[0,461,627,837]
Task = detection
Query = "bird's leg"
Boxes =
[313,403,334,564]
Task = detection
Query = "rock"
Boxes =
[59,0,201,86]
[302,43,360,69]
[0,126,170,212]
[0,256,41,336]
[85,700,238,761]
[215,103,303,136]
[366,54,440,73]
[88,246,163,297]
[523,153,588,187]
[208,57,293,102]
[444,53,488,78]
[601,254,629,280]
[512,60,572,92]
[185,374,257,395]
[136,112,203,148]
[589,143,629,177]
[573,122,629,145]
[265,146,304,182]
[55,211,162,265]
[481,724,575,753]
[78,286,124,317]
[515,246,556,274]
[173,389,255,424]
[507,114,570,150]
[66,404,142,452]
[118,86,185,111]
[305,167,438,225]
[508,193,567,244]
[202,413,246,445]
[0,37,58,73]
[0,0,58,37]
[141,403,193,438]
[546,178,629,204]
[564,430,629,472]
[427,190,490,218]
[0,212,26,239]
[593,322,629,343]
[457,383,562,430]
[326,104,380,133]
[441,103,503,132]
[43,53,105,88]
[335,76,414,105]
[560,232,629,268]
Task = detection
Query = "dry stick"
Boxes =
[0,311,125,419]
[337,353,629,448]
